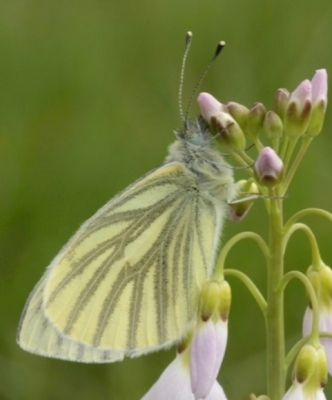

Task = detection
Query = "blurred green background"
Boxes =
[1,0,332,399]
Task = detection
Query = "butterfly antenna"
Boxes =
[179,31,193,128]
[184,40,226,123]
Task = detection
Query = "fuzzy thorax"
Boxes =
[165,119,238,203]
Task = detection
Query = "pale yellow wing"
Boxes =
[18,163,221,362]
[18,273,125,362]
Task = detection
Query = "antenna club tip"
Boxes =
[215,41,226,57]
[185,31,193,46]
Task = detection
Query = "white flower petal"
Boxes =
[205,381,228,400]
[282,383,304,400]
[141,356,194,400]
[282,382,327,400]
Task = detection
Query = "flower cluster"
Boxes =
[198,69,327,145]
[198,69,328,214]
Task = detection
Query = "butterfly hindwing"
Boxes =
[18,162,222,362]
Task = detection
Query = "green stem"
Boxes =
[271,137,280,154]
[320,332,332,339]
[279,135,289,160]
[252,137,264,153]
[284,208,332,229]
[283,223,322,269]
[224,269,267,314]
[282,136,312,193]
[283,136,299,170]
[213,232,270,281]
[230,150,255,170]
[266,197,285,399]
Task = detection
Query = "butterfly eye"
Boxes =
[189,132,202,146]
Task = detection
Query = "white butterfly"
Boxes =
[17,116,237,363]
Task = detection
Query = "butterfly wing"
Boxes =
[17,163,222,362]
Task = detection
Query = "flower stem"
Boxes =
[283,223,322,269]
[266,197,286,399]
[284,208,332,228]
[279,270,320,342]
[283,136,299,170]
[282,136,312,193]
[213,232,270,281]
[224,269,267,314]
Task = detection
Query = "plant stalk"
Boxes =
[266,197,286,399]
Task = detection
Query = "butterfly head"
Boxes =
[176,116,211,147]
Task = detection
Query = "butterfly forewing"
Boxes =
[18,273,125,362]
[18,162,222,362]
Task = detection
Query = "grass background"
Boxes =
[1,0,332,399]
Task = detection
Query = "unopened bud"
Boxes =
[197,92,227,122]
[228,180,259,222]
[247,102,266,138]
[254,147,284,187]
[226,101,249,130]
[212,112,246,152]
[306,69,328,137]
[274,88,290,120]
[284,80,312,138]
[263,111,283,140]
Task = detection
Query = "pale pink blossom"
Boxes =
[190,319,228,399]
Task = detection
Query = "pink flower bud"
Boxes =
[254,147,284,187]
[197,92,226,122]
[284,80,312,137]
[311,69,328,105]
[307,69,328,137]
[274,88,290,120]
[291,79,312,106]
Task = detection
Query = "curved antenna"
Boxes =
[184,41,226,123]
[179,31,193,127]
